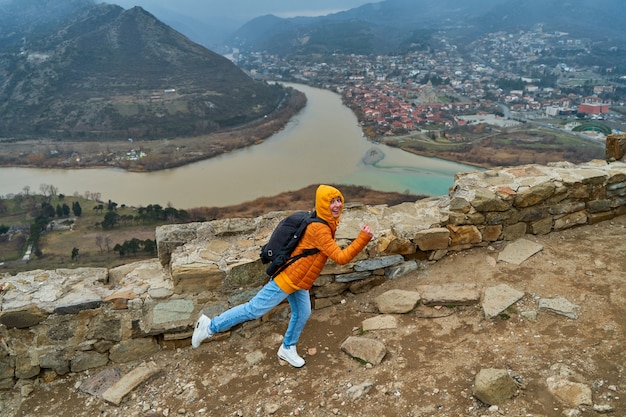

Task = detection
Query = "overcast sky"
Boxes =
[103,0,378,20]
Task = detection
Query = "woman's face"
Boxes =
[330,197,343,218]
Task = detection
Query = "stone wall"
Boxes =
[1,153,625,388]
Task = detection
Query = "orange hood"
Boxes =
[315,184,344,232]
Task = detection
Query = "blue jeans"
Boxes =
[209,280,311,347]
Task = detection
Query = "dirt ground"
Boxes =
[2,214,625,417]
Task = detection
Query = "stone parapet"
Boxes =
[1,159,626,388]
[606,132,626,161]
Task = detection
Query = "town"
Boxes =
[233,24,626,143]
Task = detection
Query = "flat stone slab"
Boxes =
[482,284,525,319]
[498,238,543,265]
[417,283,481,306]
[102,362,162,406]
[362,315,398,331]
[374,289,421,314]
[538,296,580,319]
[79,368,121,397]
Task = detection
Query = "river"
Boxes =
[0,84,478,209]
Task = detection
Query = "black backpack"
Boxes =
[260,210,327,278]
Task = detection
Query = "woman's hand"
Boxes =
[361,224,374,238]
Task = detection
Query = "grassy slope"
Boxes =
[0,185,423,274]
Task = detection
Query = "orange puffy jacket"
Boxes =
[273,185,372,293]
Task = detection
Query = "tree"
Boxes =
[101,211,120,229]
[95,235,104,254]
[113,243,125,257]
[62,203,70,217]
[143,239,157,255]
[41,202,56,218]
[56,204,63,218]
[126,238,141,255]
[72,201,82,217]
[71,247,79,260]
[40,184,58,198]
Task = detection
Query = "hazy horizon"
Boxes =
[101,0,379,21]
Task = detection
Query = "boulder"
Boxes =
[473,368,518,405]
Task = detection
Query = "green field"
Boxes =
[0,193,166,274]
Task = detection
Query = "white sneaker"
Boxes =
[278,345,305,368]
[191,314,213,348]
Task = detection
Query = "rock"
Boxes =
[354,255,405,271]
[335,271,372,283]
[447,224,482,246]
[514,182,556,208]
[312,282,349,298]
[538,296,579,319]
[384,260,418,279]
[102,362,162,406]
[502,222,528,241]
[593,404,615,413]
[546,377,592,407]
[345,379,375,400]
[79,368,121,397]
[263,402,280,415]
[470,188,512,212]
[340,336,387,366]
[245,351,265,366]
[108,338,160,363]
[169,261,225,293]
[606,132,626,160]
[104,290,138,310]
[414,227,450,251]
[553,210,588,231]
[151,299,195,326]
[362,315,397,331]
[497,238,543,265]
[473,368,518,405]
[481,224,503,241]
[38,350,70,376]
[70,351,109,373]
[482,284,525,319]
[374,289,420,314]
[0,305,48,329]
[417,283,480,306]
[348,276,386,294]
[20,383,34,397]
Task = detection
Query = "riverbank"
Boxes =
[0,89,307,173]
[380,125,605,169]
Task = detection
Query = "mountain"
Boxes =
[0,0,286,140]
[229,0,626,57]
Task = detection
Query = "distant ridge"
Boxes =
[0,0,286,140]
[230,0,626,57]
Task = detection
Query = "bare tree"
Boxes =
[39,184,58,198]
[105,236,112,253]
[95,235,104,254]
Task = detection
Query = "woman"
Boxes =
[191,184,374,367]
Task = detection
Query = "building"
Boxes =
[578,103,609,115]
